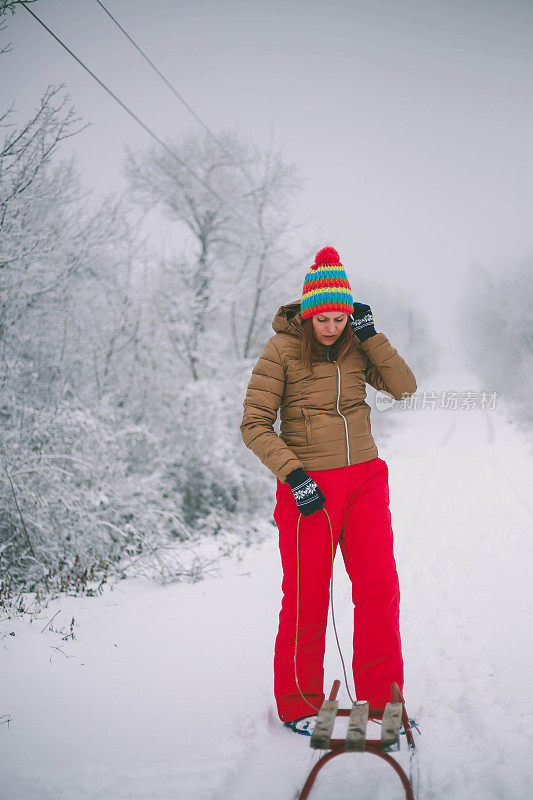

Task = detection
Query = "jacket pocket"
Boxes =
[301,407,312,445]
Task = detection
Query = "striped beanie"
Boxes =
[300,246,354,319]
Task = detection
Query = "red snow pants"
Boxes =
[273,456,403,722]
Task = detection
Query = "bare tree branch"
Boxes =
[0,0,37,53]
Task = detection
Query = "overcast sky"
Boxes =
[2,0,532,358]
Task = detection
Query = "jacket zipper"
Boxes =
[326,346,350,465]
[335,363,350,465]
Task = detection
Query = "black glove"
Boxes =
[349,302,377,342]
[286,468,326,516]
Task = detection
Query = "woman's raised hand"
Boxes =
[286,468,326,516]
[349,302,377,342]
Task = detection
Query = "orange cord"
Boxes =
[294,507,355,715]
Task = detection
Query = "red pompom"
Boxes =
[313,246,341,268]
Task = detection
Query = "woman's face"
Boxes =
[311,312,348,346]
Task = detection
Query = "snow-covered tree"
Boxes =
[124,128,310,375]
[459,257,533,429]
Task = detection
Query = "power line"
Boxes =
[93,0,231,160]
[92,0,263,228]
[20,2,244,220]
[20,2,309,299]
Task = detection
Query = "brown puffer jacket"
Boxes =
[240,300,417,483]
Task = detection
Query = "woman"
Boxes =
[240,246,417,736]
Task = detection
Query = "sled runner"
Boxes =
[298,680,418,800]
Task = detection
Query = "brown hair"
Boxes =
[300,317,353,370]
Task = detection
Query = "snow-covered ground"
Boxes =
[2,367,533,800]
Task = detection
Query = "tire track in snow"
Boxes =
[391,394,533,800]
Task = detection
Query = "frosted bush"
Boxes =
[160,376,273,537]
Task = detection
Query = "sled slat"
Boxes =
[345,701,368,751]
[380,702,402,751]
[310,700,338,750]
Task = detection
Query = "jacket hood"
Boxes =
[272,299,303,338]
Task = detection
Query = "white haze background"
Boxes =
[1,1,532,798]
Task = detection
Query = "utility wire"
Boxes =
[21,2,311,296]
[20,2,244,219]
[92,0,265,254]
[93,0,231,161]
[93,0,272,242]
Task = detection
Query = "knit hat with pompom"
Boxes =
[300,246,354,319]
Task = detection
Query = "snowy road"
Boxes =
[2,369,533,799]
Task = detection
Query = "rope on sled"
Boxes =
[294,507,355,713]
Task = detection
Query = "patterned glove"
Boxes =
[286,468,326,517]
[349,302,377,342]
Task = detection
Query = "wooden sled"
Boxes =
[297,680,418,800]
